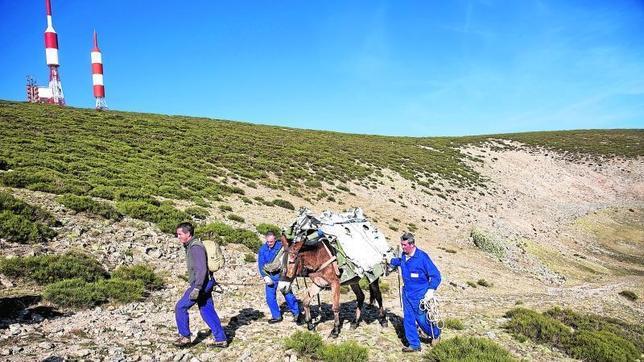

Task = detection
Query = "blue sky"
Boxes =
[1,1,642,136]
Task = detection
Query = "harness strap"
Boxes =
[319,241,340,276]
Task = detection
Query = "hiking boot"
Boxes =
[268,317,283,324]
[205,339,228,348]
[294,313,305,325]
[172,336,191,347]
[401,346,421,353]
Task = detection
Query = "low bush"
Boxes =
[244,253,256,263]
[43,277,145,309]
[0,211,56,243]
[196,222,261,252]
[470,229,506,258]
[43,278,106,308]
[56,194,122,220]
[0,252,108,284]
[0,191,57,243]
[272,199,295,210]
[184,206,209,220]
[568,330,639,362]
[618,290,638,301]
[111,264,164,290]
[218,204,233,212]
[255,223,281,236]
[318,340,368,362]
[227,213,245,223]
[504,308,572,347]
[284,330,323,357]
[425,336,517,362]
[506,306,643,362]
[443,318,464,330]
[477,279,492,287]
[116,200,189,234]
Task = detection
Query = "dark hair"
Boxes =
[176,222,194,237]
[401,232,415,244]
[265,231,275,238]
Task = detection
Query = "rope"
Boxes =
[419,295,444,339]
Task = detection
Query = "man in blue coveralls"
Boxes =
[173,222,228,348]
[257,231,301,323]
[387,232,442,353]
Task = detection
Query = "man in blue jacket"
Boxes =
[174,222,227,348]
[257,231,301,323]
[387,232,441,353]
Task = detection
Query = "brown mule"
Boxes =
[280,235,386,338]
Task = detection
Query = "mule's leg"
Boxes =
[369,280,388,327]
[330,280,341,338]
[303,283,321,331]
[349,281,365,329]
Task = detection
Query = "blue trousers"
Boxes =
[175,279,226,342]
[402,295,441,349]
[265,279,300,319]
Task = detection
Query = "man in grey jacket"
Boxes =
[174,222,227,348]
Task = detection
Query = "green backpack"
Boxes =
[202,239,225,272]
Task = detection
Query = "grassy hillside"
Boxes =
[0,100,641,233]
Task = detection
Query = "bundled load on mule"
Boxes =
[280,207,397,284]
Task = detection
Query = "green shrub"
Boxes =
[244,253,256,263]
[443,318,465,330]
[43,278,106,308]
[317,340,368,362]
[504,308,572,348]
[466,281,477,288]
[43,278,145,308]
[111,264,164,290]
[56,194,122,220]
[618,290,638,301]
[218,204,233,212]
[477,279,492,287]
[185,206,209,220]
[470,229,506,258]
[284,330,323,356]
[0,252,108,284]
[0,191,57,243]
[0,211,56,243]
[425,336,517,362]
[116,200,189,234]
[96,278,145,304]
[196,222,261,252]
[567,330,639,362]
[227,213,245,223]
[272,199,294,210]
[255,223,281,236]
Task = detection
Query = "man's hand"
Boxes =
[263,275,274,286]
[189,288,200,301]
[423,289,435,302]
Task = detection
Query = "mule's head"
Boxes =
[281,236,305,281]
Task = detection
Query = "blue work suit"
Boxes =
[175,238,226,342]
[257,241,300,319]
[390,247,442,350]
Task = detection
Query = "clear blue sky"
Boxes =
[1,1,643,136]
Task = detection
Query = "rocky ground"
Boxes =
[1,143,642,361]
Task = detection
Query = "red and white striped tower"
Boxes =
[44,0,64,105]
[91,31,108,110]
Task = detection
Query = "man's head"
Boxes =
[176,222,194,245]
[266,231,276,247]
[400,232,416,255]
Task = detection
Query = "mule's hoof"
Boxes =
[307,323,316,331]
[350,322,359,330]
[379,319,389,328]
[330,330,340,338]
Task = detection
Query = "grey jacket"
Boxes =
[185,237,209,290]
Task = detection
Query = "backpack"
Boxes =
[202,239,225,272]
